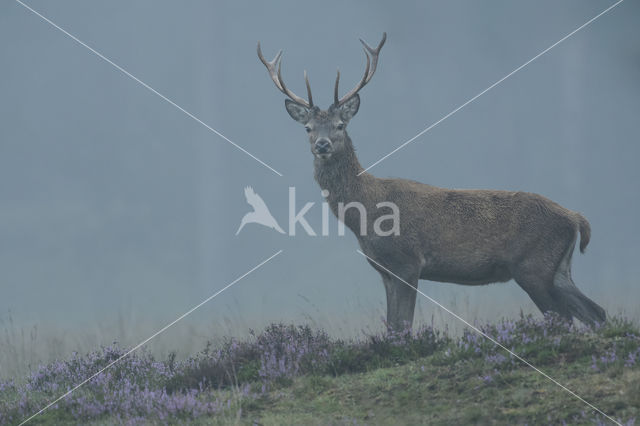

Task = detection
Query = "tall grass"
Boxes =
[2,293,635,382]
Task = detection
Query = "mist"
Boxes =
[1,0,638,378]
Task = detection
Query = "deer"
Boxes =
[257,33,607,331]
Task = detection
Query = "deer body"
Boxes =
[258,33,606,330]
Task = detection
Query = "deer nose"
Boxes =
[315,138,332,153]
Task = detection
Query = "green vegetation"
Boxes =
[1,315,638,425]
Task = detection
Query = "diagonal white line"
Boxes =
[19,249,284,426]
[358,0,625,176]
[356,249,621,426]
[15,0,283,177]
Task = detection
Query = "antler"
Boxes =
[334,32,386,106]
[257,42,313,108]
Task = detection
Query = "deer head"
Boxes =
[258,33,386,160]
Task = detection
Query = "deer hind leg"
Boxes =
[512,256,573,322]
[551,242,606,326]
[379,266,419,332]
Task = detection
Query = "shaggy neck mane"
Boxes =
[313,134,376,229]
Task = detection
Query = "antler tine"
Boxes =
[257,42,284,91]
[334,69,341,105]
[359,31,386,82]
[336,49,370,106]
[277,60,312,107]
[336,32,386,106]
[304,70,313,107]
[257,41,312,108]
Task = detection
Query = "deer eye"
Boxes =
[336,122,345,130]
[305,126,312,133]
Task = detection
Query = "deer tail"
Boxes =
[577,214,591,254]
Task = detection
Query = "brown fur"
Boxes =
[295,101,606,330]
[262,35,605,330]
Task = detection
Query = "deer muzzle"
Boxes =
[314,138,332,156]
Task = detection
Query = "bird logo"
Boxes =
[236,186,285,235]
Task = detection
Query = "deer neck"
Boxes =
[313,134,375,217]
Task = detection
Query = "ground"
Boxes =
[2,315,638,425]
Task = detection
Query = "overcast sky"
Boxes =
[1,0,639,354]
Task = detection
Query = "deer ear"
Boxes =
[338,94,360,122]
[285,99,310,123]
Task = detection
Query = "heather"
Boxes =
[1,315,639,425]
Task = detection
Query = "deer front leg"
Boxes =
[380,269,419,332]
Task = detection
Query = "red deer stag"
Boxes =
[258,33,606,330]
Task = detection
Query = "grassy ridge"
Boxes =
[1,314,638,425]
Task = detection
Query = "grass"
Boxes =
[1,314,638,425]
[248,355,640,425]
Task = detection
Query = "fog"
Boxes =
[1,0,638,376]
